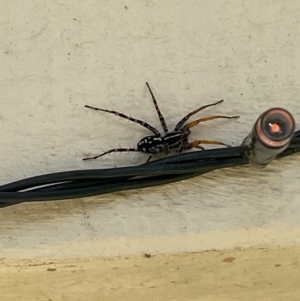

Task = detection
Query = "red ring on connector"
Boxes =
[255,108,295,148]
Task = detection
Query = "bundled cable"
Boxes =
[0,107,299,208]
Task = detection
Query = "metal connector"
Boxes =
[242,108,295,168]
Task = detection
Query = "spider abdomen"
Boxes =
[137,136,164,154]
[137,131,189,154]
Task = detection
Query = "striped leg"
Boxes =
[184,115,240,129]
[185,139,231,150]
[83,148,139,160]
[85,105,160,136]
[146,82,168,133]
[174,100,224,131]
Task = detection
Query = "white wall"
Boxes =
[0,0,300,259]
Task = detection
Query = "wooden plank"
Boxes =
[1,247,300,301]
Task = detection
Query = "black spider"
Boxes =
[83,82,239,162]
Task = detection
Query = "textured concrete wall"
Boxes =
[0,0,300,260]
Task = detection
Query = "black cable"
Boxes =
[0,148,243,192]
[0,159,245,207]
[0,123,299,208]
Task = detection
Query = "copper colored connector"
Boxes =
[255,108,295,148]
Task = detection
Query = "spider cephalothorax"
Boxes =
[83,82,239,162]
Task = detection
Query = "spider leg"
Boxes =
[184,115,240,129]
[185,139,231,150]
[85,105,160,136]
[83,147,139,161]
[174,99,224,131]
[184,140,205,150]
[146,82,168,133]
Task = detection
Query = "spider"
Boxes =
[83,82,239,162]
